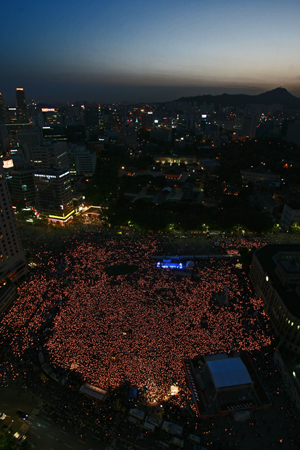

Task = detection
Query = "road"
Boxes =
[0,388,105,450]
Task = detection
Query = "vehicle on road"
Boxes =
[14,432,27,442]
[16,410,28,420]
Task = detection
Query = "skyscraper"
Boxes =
[241,115,257,138]
[0,123,10,153]
[0,93,5,123]
[16,88,29,123]
[34,167,74,222]
[31,141,69,170]
[0,163,27,314]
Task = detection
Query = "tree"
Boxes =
[0,430,31,449]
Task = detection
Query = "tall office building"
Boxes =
[34,168,74,222]
[0,164,27,314]
[17,128,42,161]
[68,144,97,178]
[41,108,62,126]
[0,93,5,123]
[8,162,36,208]
[31,141,69,170]
[16,88,29,123]
[241,115,257,138]
[0,123,10,153]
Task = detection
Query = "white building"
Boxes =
[67,144,97,177]
[281,203,300,230]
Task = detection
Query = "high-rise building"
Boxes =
[7,161,36,208]
[41,108,62,126]
[31,141,69,170]
[16,88,29,123]
[84,107,101,127]
[34,167,74,222]
[68,144,97,178]
[0,164,27,314]
[241,115,257,138]
[0,123,10,153]
[6,107,18,124]
[31,141,73,221]
[0,93,5,123]
[16,128,42,161]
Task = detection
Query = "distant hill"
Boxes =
[175,88,300,110]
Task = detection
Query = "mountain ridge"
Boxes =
[174,87,300,110]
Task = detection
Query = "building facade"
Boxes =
[8,163,36,208]
[250,244,300,355]
[31,141,69,171]
[34,168,74,222]
[240,169,281,184]
[281,203,300,230]
[16,88,29,123]
[0,164,27,314]
[68,144,97,177]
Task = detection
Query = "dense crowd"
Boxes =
[0,231,273,405]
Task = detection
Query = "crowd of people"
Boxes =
[1,229,300,449]
[0,231,273,405]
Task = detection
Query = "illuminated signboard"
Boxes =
[41,108,55,112]
[59,171,70,178]
[3,159,14,169]
[157,260,183,269]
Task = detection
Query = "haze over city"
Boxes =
[1,0,300,104]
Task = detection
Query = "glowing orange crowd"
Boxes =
[0,233,273,402]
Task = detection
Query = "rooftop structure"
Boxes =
[206,355,252,391]
[183,352,269,417]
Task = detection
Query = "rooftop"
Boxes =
[207,356,252,389]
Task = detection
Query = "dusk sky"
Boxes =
[1,0,300,104]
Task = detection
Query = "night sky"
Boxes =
[1,0,300,104]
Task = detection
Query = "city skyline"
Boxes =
[1,0,300,104]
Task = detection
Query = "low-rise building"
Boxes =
[281,202,300,230]
[241,168,280,184]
